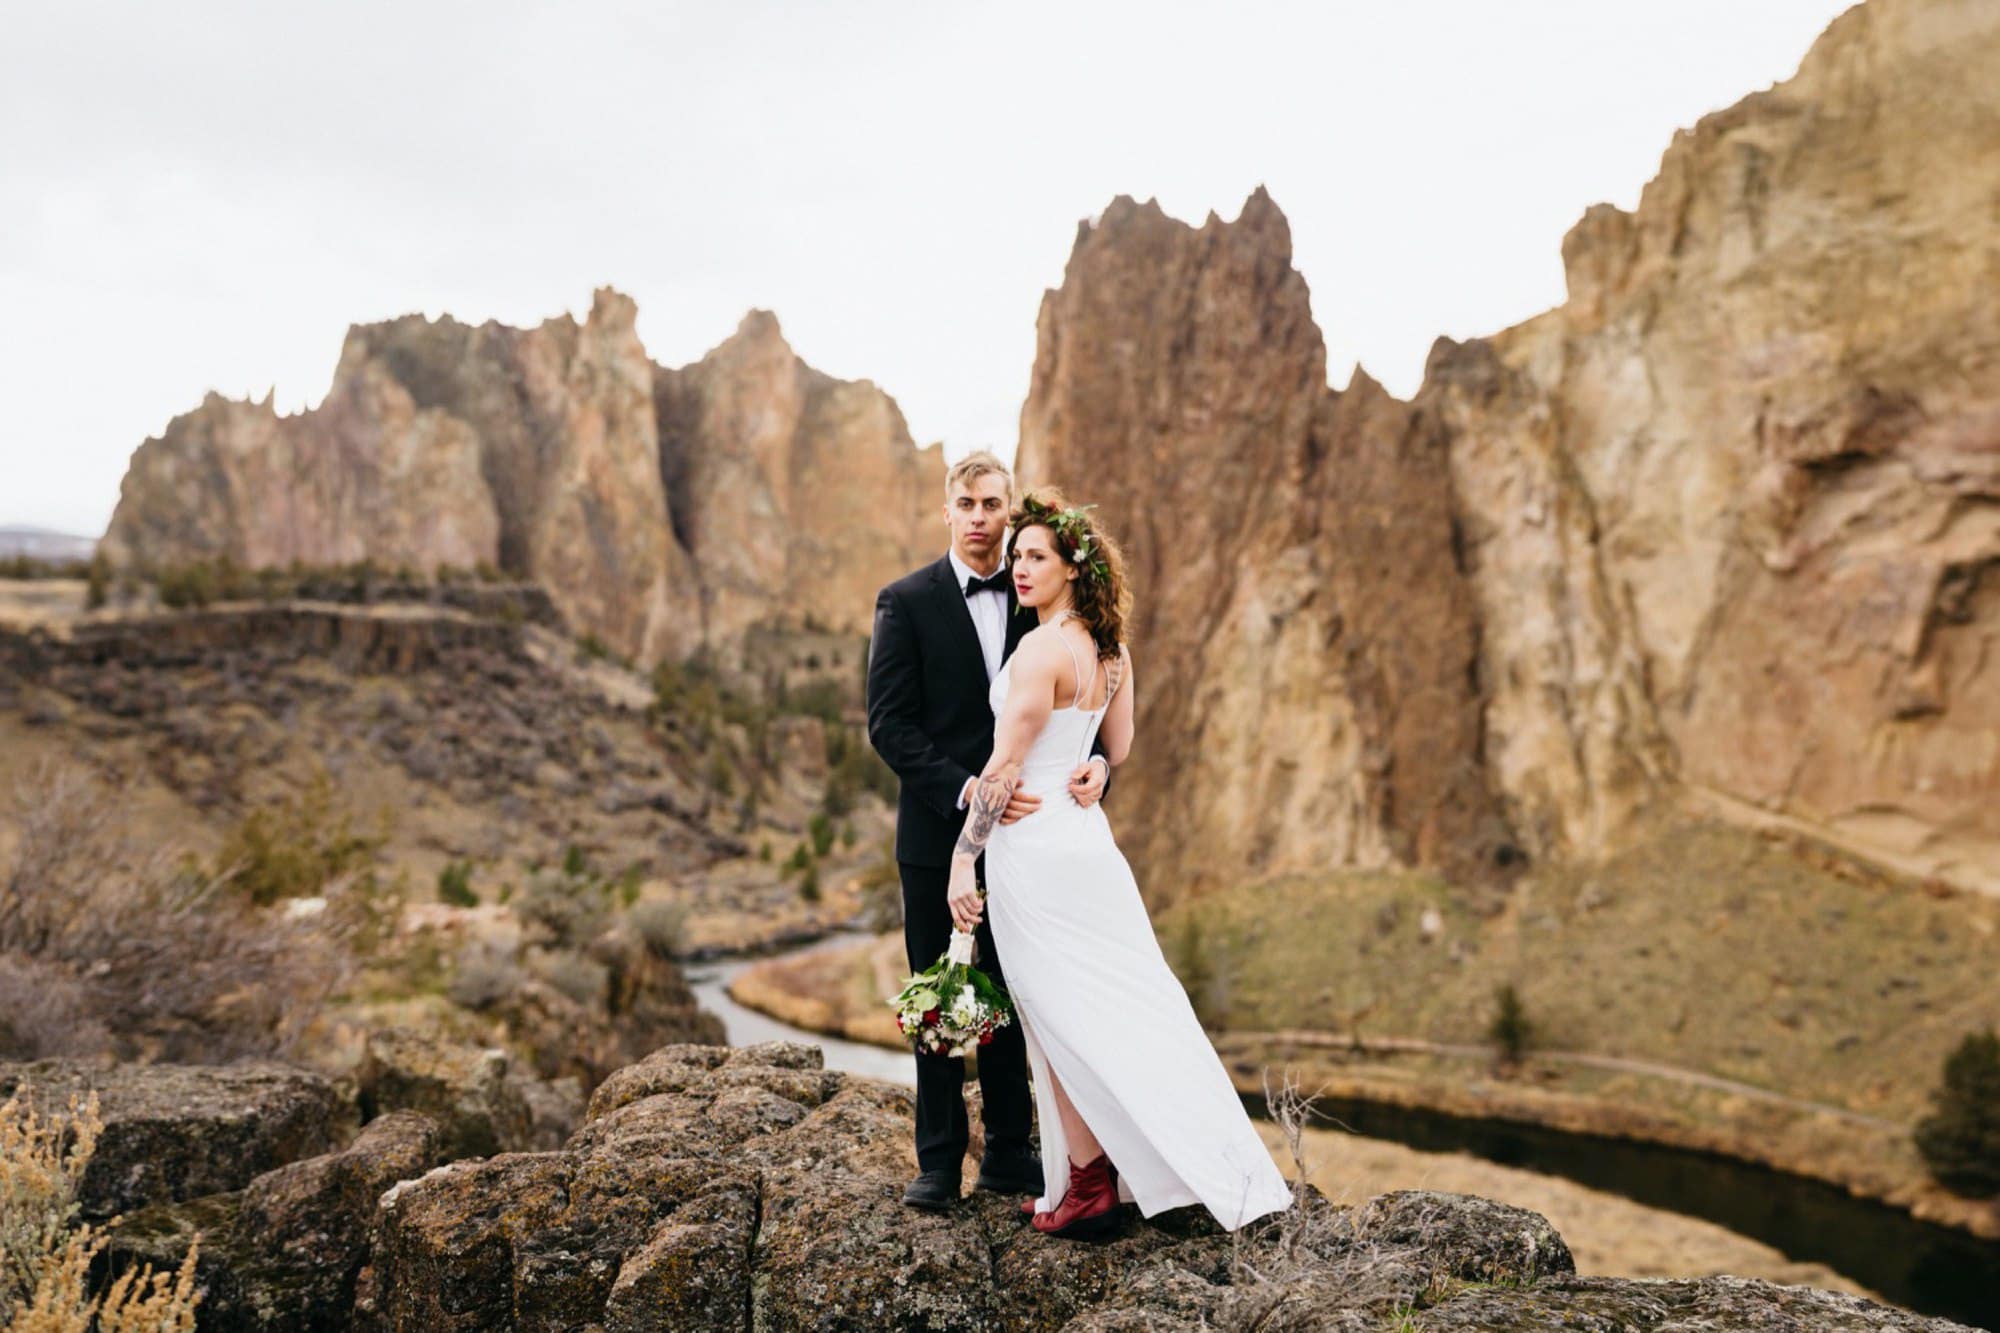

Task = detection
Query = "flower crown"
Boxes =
[1017,498,1109,584]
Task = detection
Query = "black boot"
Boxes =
[902,1167,962,1211]
[975,1146,1044,1194]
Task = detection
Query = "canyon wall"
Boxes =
[1021,0,2000,901]
[655,311,944,649]
[102,292,942,668]
[1016,193,1512,901]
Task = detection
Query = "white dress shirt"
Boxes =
[947,544,1008,682]
[950,544,1008,811]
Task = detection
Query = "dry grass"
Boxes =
[0,755,349,1061]
[724,927,1948,1273]
[1154,820,2000,1125]
[0,1091,200,1330]
[1219,1071,1438,1332]
[0,1091,98,1314]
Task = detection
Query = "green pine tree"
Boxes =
[1914,1029,2000,1196]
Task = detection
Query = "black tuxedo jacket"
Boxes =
[866,553,1109,868]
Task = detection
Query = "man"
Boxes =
[866,450,1111,1210]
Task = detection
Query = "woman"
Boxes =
[946,488,1294,1241]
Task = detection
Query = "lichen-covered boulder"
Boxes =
[1354,1188,1576,1290]
[583,1042,734,1120]
[1412,1272,1975,1331]
[990,1196,1230,1329]
[600,1173,759,1332]
[229,1111,444,1322]
[103,1111,443,1331]
[355,1026,531,1158]
[354,1041,1980,1331]
[0,1058,345,1219]
[65,1041,1980,1332]
[749,1165,1003,1331]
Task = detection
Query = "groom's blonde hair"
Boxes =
[944,449,1012,501]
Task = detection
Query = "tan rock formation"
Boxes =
[655,310,944,647]
[1427,0,2000,886]
[334,287,697,666]
[1017,192,1511,904]
[102,292,941,669]
[101,375,497,576]
[1021,0,2000,899]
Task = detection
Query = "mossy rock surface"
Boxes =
[58,1042,1984,1331]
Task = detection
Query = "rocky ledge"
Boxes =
[8,1043,1964,1330]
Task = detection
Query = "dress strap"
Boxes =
[1052,615,1086,705]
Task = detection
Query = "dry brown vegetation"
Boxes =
[0,1091,200,1330]
[1218,1073,1435,1330]
[0,756,349,1062]
[1157,820,2000,1125]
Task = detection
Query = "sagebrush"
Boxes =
[0,1090,200,1329]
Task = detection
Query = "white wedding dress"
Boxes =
[983,619,1293,1231]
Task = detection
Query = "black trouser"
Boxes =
[900,857,1033,1174]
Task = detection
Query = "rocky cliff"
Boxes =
[1019,0,2000,902]
[1018,192,1510,902]
[656,310,946,649]
[14,1042,1959,1331]
[101,294,943,669]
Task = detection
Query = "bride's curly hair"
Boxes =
[1006,487,1130,660]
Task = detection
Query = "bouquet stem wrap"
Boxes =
[891,928,1015,1056]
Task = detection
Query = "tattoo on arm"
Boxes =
[953,773,1011,858]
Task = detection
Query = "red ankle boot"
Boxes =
[1028,1152,1122,1240]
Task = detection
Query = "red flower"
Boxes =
[978,1031,994,1046]
[922,1008,940,1026]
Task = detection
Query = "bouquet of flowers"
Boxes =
[890,928,1015,1056]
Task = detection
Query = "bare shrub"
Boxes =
[532,948,608,1009]
[626,898,688,958]
[446,940,524,1012]
[0,1090,200,1329]
[515,865,612,950]
[0,957,110,1061]
[1219,1070,1438,1331]
[0,1091,98,1315]
[0,757,350,1062]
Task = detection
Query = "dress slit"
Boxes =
[983,648,1292,1232]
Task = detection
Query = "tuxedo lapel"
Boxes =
[929,557,990,687]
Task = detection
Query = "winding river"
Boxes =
[687,933,2000,1330]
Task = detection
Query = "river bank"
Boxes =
[723,924,1997,1226]
[705,930,1924,1300]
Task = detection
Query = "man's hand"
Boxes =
[963,776,1041,824]
[1067,756,1108,808]
[1000,787,1041,824]
[947,859,984,932]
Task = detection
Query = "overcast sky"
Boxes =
[2,0,1854,537]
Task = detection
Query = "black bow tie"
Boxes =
[963,570,1010,598]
